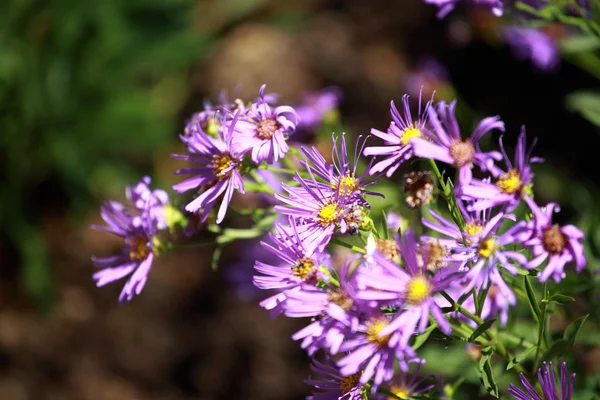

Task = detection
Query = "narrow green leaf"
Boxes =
[477,346,499,398]
[412,323,437,351]
[381,210,390,240]
[211,246,223,271]
[507,345,538,370]
[469,319,496,342]
[524,276,542,323]
[545,294,575,304]
[564,314,589,349]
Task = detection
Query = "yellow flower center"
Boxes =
[291,257,316,281]
[479,237,497,258]
[366,317,392,347]
[464,222,483,237]
[388,386,411,400]
[406,276,431,305]
[496,169,523,194]
[127,234,150,261]
[400,126,422,145]
[332,174,359,196]
[339,372,361,394]
[212,153,236,181]
[318,202,340,226]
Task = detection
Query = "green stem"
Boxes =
[330,238,366,254]
[533,281,549,372]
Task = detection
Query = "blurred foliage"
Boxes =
[0,0,211,309]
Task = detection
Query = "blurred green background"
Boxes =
[1,0,600,399]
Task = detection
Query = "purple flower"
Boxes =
[295,87,341,132]
[364,92,433,178]
[424,0,504,18]
[504,27,560,72]
[508,361,575,400]
[91,177,169,302]
[459,127,543,211]
[354,230,457,342]
[522,196,586,282]
[404,58,452,101]
[172,112,245,224]
[306,356,370,400]
[411,100,504,184]
[384,359,435,400]
[253,220,329,318]
[227,84,298,164]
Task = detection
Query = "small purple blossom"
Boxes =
[91,177,169,302]
[364,92,433,177]
[504,26,560,72]
[172,112,245,224]
[508,361,575,400]
[295,87,341,132]
[411,100,504,185]
[228,84,298,164]
[522,196,586,282]
[459,127,543,211]
[306,356,369,400]
[424,0,504,18]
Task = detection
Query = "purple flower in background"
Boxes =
[228,84,298,164]
[404,58,451,100]
[411,100,504,184]
[504,27,560,72]
[424,0,504,19]
[306,356,369,400]
[384,359,435,400]
[508,361,575,400]
[522,196,586,282]
[459,127,542,211]
[354,230,456,342]
[295,87,341,132]
[92,177,169,302]
[364,92,433,177]
[172,113,245,224]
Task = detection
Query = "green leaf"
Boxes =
[211,246,223,271]
[523,276,542,323]
[566,91,600,127]
[477,346,499,398]
[544,294,575,304]
[507,345,538,370]
[469,319,496,342]
[542,339,568,361]
[412,323,437,351]
[564,314,589,349]
[560,35,600,54]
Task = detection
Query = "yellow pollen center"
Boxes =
[406,276,431,305]
[464,222,483,237]
[291,257,316,281]
[479,237,497,258]
[366,318,392,347]
[339,372,361,394]
[127,234,150,261]
[388,386,411,400]
[332,174,359,196]
[400,126,422,145]
[212,153,236,181]
[318,202,340,226]
[496,169,523,194]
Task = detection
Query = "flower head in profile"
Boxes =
[306,356,371,400]
[364,91,433,177]
[508,361,575,400]
[424,0,504,19]
[91,177,169,302]
[459,127,543,211]
[172,112,245,224]
[522,197,586,282]
[383,359,435,400]
[411,100,504,184]
[228,84,298,164]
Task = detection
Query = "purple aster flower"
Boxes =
[424,0,504,18]
[522,196,586,282]
[459,126,543,211]
[336,311,418,389]
[411,100,504,184]
[172,112,245,224]
[253,219,329,318]
[306,356,371,400]
[504,27,560,72]
[404,58,452,101]
[384,359,435,400]
[91,177,169,302]
[227,84,298,164]
[508,361,575,400]
[364,92,433,178]
[295,87,341,133]
[353,230,457,343]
